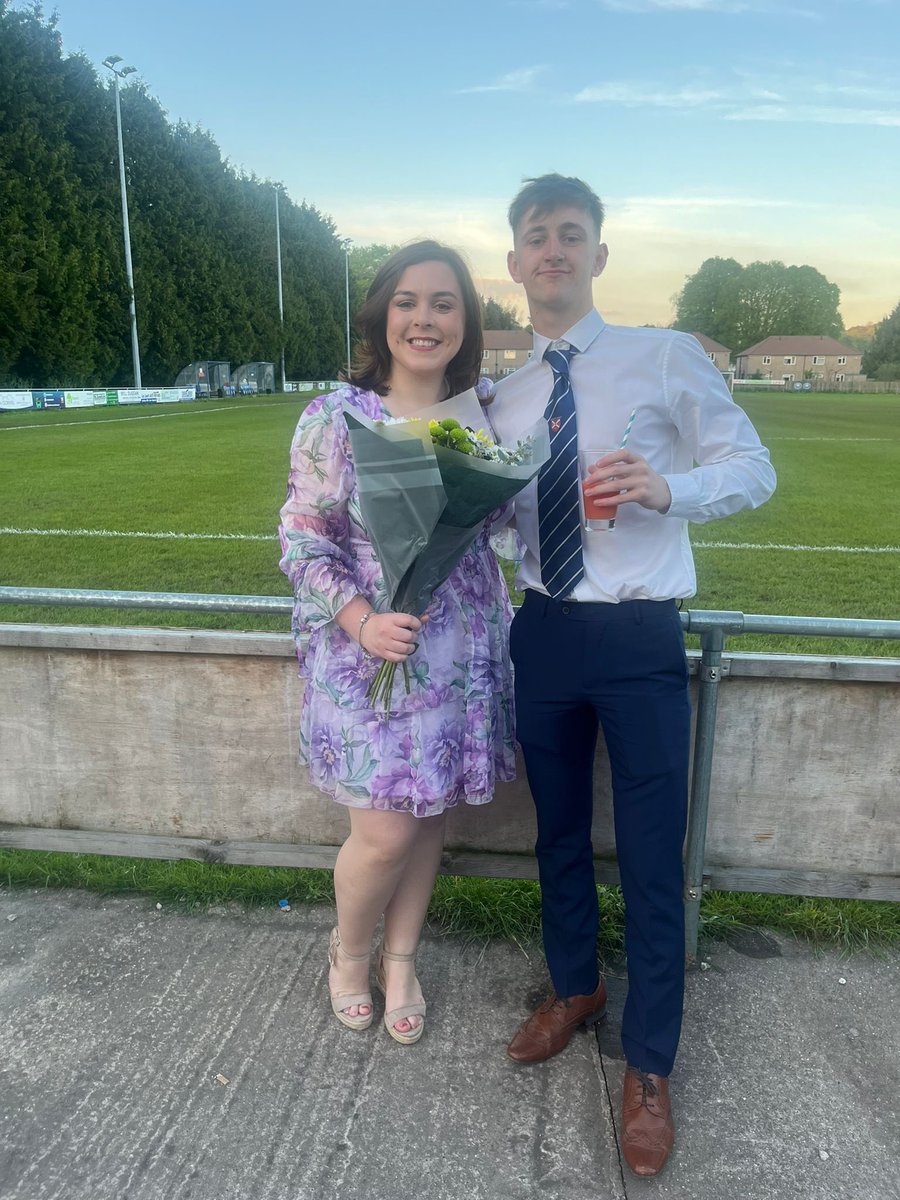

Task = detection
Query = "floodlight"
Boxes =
[102,53,143,387]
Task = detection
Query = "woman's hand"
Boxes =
[360,612,426,663]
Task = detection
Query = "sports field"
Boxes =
[1,391,898,657]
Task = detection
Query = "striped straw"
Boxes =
[619,408,637,448]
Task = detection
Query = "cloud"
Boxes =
[458,66,548,94]
[827,84,900,102]
[575,82,724,107]
[473,277,532,323]
[572,68,900,125]
[314,196,511,268]
[727,104,900,127]
[598,0,749,9]
[607,192,809,239]
[619,194,806,212]
[595,0,819,15]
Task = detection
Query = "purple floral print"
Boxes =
[278,386,516,814]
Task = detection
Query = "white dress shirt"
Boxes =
[490,309,776,603]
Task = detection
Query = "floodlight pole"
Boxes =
[103,56,142,389]
[344,240,352,375]
[275,189,286,392]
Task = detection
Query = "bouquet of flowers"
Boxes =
[344,388,549,711]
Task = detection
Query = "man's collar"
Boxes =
[532,309,605,358]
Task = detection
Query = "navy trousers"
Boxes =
[510,589,691,1077]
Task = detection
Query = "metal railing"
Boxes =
[677,609,899,955]
[3,586,899,960]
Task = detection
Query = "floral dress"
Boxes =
[278,385,517,816]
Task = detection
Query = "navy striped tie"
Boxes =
[538,345,583,600]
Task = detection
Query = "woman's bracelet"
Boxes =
[358,610,376,658]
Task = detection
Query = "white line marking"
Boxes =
[0,400,298,431]
[0,526,274,541]
[2,527,897,555]
[768,437,892,442]
[693,540,898,554]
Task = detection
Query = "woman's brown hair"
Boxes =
[343,240,484,397]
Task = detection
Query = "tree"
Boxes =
[672,257,743,346]
[862,301,900,379]
[843,322,877,352]
[0,2,352,385]
[674,258,843,353]
[482,296,523,330]
[347,243,399,308]
[0,6,126,384]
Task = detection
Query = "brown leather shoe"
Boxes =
[621,1066,675,1178]
[506,980,607,1063]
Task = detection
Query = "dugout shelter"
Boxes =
[234,362,275,395]
[174,361,234,398]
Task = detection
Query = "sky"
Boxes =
[37,0,900,332]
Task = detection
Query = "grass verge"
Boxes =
[2,849,896,956]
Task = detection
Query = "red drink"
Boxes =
[579,448,619,531]
[581,480,617,521]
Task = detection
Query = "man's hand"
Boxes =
[583,449,672,514]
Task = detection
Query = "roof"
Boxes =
[483,330,532,350]
[736,335,860,358]
[690,332,730,354]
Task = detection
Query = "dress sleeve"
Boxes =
[278,394,364,631]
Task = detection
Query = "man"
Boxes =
[490,174,775,1178]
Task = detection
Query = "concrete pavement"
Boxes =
[1,888,897,1200]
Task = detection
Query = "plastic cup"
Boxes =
[579,448,619,532]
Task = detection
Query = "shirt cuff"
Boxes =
[660,472,703,520]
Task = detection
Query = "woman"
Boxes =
[278,241,516,1044]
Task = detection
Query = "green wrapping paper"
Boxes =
[344,392,549,618]
[344,413,447,615]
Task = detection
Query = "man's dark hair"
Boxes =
[508,174,605,239]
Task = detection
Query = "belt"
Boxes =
[522,591,677,621]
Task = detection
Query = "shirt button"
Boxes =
[561,605,570,615]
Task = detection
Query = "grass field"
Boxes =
[1,390,898,655]
[2,390,898,949]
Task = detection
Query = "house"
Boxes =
[690,332,731,373]
[482,330,532,378]
[735,336,864,385]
